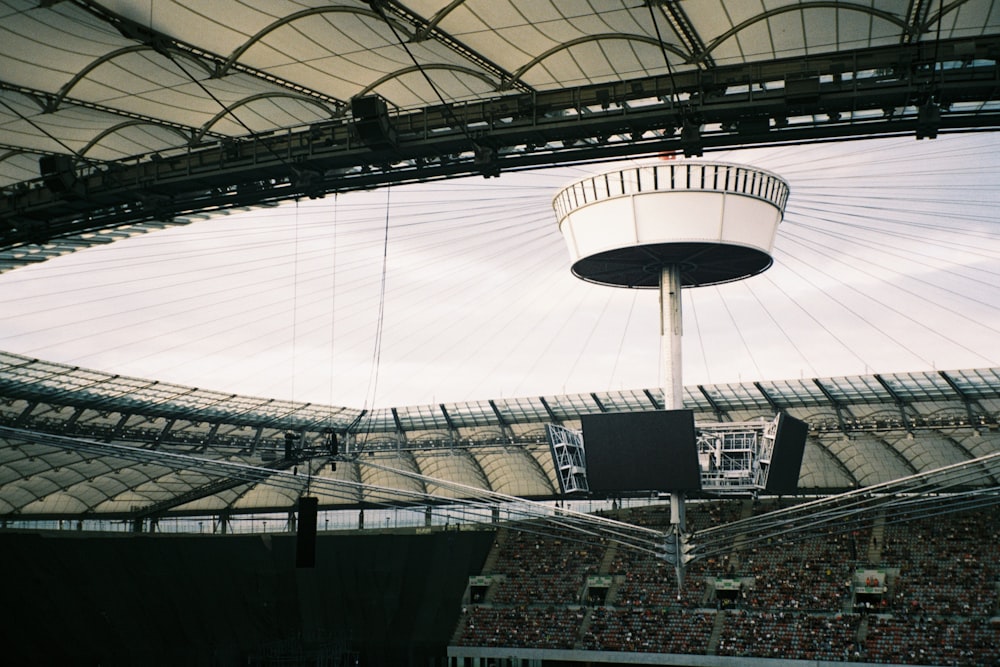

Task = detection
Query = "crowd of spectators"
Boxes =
[864,614,1000,666]
[581,607,714,654]
[454,605,582,650]
[715,611,862,661]
[881,508,1000,616]
[452,502,1000,665]
[488,528,605,605]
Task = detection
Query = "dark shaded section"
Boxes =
[582,409,702,494]
[0,528,493,666]
[571,242,773,288]
[766,413,809,494]
[295,496,318,568]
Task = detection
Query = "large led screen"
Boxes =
[581,409,701,494]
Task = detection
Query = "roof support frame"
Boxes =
[503,34,691,91]
[378,0,533,94]
[814,434,862,488]
[488,399,515,443]
[9,34,1000,248]
[357,63,500,98]
[643,389,662,409]
[753,381,783,413]
[438,403,460,444]
[697,385,728,422]
[813,379,854,434]
[77,0,346,110]
[695,2,910,63]
[939,370,988,427]
[48,45,212,114]
[874,374,915,432]
[220,6,416,77]
[79,120,194,157]
[538,396,560,424]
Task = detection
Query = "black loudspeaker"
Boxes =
[351,94,384,119]
[765,414,808,495]
[39,155,78,194]
[296,496,319,568]
[350,95,397,148]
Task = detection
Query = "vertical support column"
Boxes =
[660,264,683,411]
[660,264,687,595]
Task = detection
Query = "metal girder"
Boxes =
[487,399,516,443]
[391,407,408,444]
[813,379,855,434]
[697,385,728,422]
[643,389,662,409]
[131,457,298,523]
[939,370,989,427]
[874,374,915,432]
[753,381,782,413]
[538,396,560,424]
[3,36,1000,250]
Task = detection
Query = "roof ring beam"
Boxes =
[356,63,500,97]
[695,3,909,64]
[49,45,212,113]
[502,34,692,92]
[220,6,416,77]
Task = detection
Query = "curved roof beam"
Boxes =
[513,447,557,493]
[461,448,493,493]
[220,5,415,77]
[923,0,976,34]
[0,150,25,166]
[79,120,193,156]
[49,45,213,113]
[815,438,861,488]
[876,435,921,476]
[503,34,692,91]
[410,0,468,42]
[357,63,499,97]
[193,92,338,143]
[695,2,910,64]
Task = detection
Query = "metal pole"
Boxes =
[660,264,687,594]
[660,265,683,412]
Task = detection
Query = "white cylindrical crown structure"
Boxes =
[552,161,790,288]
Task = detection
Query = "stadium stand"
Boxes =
[449,503,1000,666]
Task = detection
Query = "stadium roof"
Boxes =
[3,0,1000,259]
[1,1,999,524]
[1,350,997,521]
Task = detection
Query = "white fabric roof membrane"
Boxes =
[3,0,1000,188]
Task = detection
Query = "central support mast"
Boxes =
[553,160,790,596]
[661,264,687,593]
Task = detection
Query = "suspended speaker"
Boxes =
[39,155,78,195]
[295,496,318,568]
[350,95,397,149]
